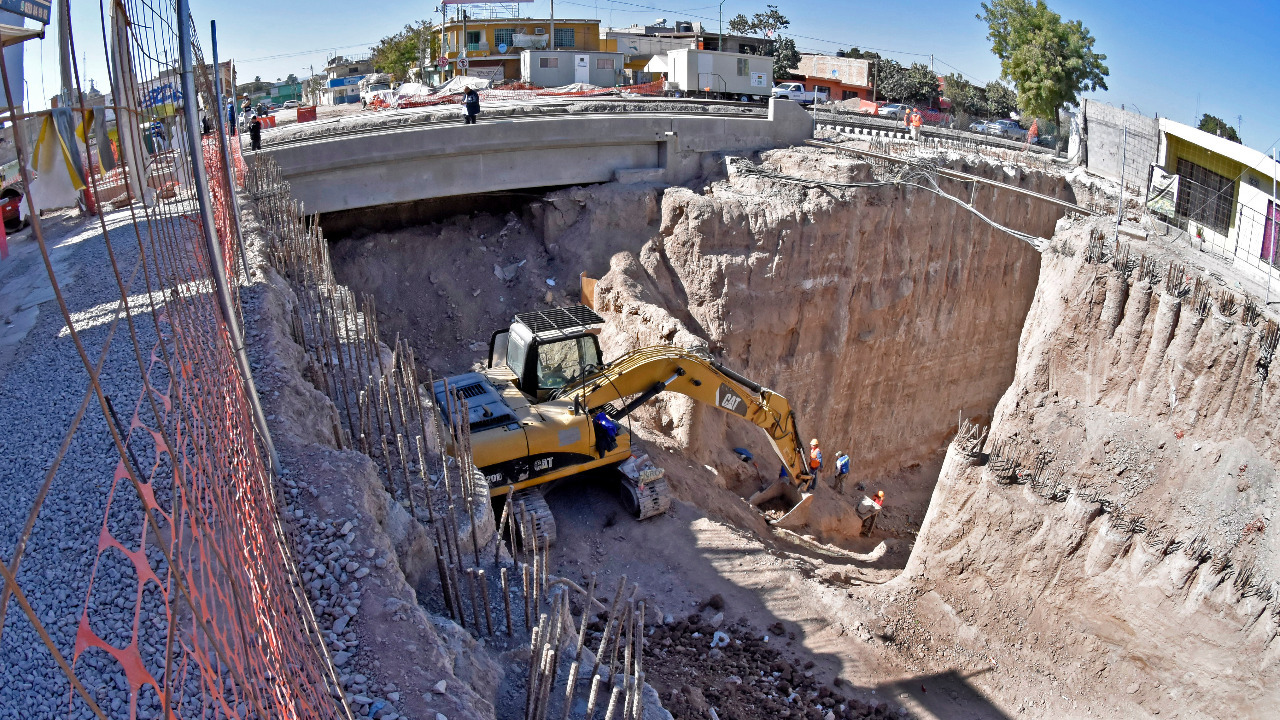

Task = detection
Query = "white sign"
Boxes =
[456,57,470,69]
[576,56,589,68]
[750,72,768,88]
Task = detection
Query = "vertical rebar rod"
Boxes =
[501,566,513,636]
[478,568,495,636]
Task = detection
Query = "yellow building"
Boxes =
[434,17,600,84]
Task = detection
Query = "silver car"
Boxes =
[879,103,908,120]
[989,119,1027,140]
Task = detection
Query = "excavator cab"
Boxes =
[488,306,606,403]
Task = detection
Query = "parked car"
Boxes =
[988,119,1027,141]
[877,103,909,120]
[2,181,25,233]
[771,82,828,105]
[968,120,994,134]
[282,100,299,109]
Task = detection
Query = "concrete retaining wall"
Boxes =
[264,99,813,214]
[1082,99,1158,190]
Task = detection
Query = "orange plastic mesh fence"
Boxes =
[0,0,350,718]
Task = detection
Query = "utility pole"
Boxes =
[462,9,468,77]
[550,0,555,51]
[719,0,725,52]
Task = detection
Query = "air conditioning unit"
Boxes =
[534,27,545,34]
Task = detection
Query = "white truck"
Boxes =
[771,82,828,105]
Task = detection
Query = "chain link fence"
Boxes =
[0,0,354,717]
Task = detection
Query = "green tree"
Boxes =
[727,4,790,40]
[876,61,939,106]
[1197,114,1241,143]
[984,80,1018,118]
[285,73,298,85]
[978,0,1108,121]
[772,37,800,80]
[372,20,432,80]
[844,48,882,61]
[943,73,983,115]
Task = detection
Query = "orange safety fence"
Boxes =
[0,0,351,717]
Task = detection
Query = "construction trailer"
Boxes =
[520,50,625,88]
[645,48,773,100]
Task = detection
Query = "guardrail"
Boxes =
[810,108,1059,157]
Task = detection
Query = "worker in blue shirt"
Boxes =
[833,451,850,492]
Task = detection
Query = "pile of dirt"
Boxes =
[637,612,901,720]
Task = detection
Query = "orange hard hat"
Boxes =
[876,490,884,498]
[810,438,819,446]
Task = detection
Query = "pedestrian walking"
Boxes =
[248,115,262,151]
[463,87,480,124]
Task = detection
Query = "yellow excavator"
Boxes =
[434,306,814,542]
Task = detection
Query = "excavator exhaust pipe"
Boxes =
[747,481,814,527]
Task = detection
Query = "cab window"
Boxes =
[506,331,528,378]
[536,337,601,391]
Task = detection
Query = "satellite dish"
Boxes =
[498,43,508,54]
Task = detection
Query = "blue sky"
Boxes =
[22,0,1280,153]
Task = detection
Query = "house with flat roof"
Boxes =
[433,17,601,85]
[1153,118,1280,283]
[792,54,872,102]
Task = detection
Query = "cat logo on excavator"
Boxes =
[716,383,748,416]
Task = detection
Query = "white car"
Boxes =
[771,82,828,105]
[282,100,299,109]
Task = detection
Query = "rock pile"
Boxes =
[596,609,901,720]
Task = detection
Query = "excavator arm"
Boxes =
[560,346,814,486]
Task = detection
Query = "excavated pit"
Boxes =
[328,147,1071,557]
[309,144,1278,719]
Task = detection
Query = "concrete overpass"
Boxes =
[261,100,814,216]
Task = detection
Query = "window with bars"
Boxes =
[1174,158,1235,236]
[493,29,514,49]
[553,28,575,48]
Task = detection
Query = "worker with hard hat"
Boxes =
[806,438,824,492]
[860,490,885,537]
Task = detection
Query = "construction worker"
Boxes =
[1026,118,1039,149]
[833,451,850,492]
[860,490,884,537]
[805,438,823,492]
[909,109,923,141]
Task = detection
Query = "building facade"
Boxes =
[1152,118,1280,286]
[602,21,765,79]
[792,54,871,101]
[323,54,374,105]
[520,50,623,87]
[434,17,601,84]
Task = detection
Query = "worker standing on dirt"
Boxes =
[833,451,850,492]
[463,87,481,125]
[807,439,824,491]
[909,109,923,141]
[1026,118,1039,149]
[860,490,884,536]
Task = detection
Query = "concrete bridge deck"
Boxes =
[261,99,814,215]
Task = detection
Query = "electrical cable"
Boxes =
[725,155,1044,248]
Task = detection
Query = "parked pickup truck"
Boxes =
[771,82,828,105]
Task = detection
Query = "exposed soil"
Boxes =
[319,143,1277,719]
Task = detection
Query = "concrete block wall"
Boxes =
[1082,99,1159,191]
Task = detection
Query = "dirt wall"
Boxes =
[593,148,1072,522]
[896,217,1279,717]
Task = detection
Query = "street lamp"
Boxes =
[719,0,725,52]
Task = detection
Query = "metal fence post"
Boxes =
[177,0,282,478]
[1115,124,1128,241]
[210,20,249,280]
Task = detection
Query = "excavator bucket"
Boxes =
[747,481,814,527]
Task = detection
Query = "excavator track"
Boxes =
[511,490,557,547]
[619,475,672,520]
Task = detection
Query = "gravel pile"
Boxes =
[0,209,174,719]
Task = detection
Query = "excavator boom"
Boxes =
[563,346,813,487]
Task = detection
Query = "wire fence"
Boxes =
[1083,100,1280,301]
[0,0,354,717]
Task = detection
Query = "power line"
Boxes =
[238,41,381,64]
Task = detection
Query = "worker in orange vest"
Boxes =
[909,109,923,141]
[806,438,823,492]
